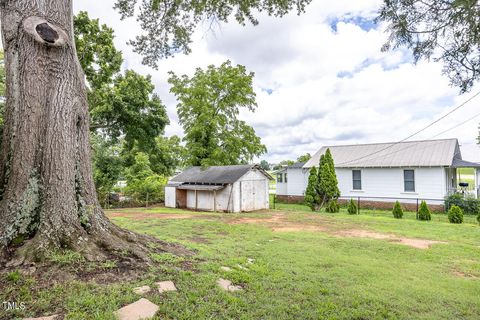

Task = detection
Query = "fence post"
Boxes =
[416,199,419,220]
[357,197,360,214]
[146,192,149,208]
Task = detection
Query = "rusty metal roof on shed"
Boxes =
[304,139,462,168]
[170,165,273,184]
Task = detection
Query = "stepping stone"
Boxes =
[217,278,242,292]
[220,266,232,272]
[236,264,248,270]
[115,298,159,320]
[247,258,255,265]
[132,285,151,295]
[156,280,177,293]
[24,316,58,320]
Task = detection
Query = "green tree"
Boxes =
[91,134,123,203]
[392,201,403,219]
[169,61,266,166]
[124,153,167,204]
[418,201,432,221]
[325,199,340,213]
[93,70,168,149]
[260,160,270,171]
[273,160,295,170]
[347,199,358,215]
[305,166,320,211]
[297,153,311,163]
[378,0,480,93]
[75,12,169,150]
[122,135,185,176]
[448,205,464,224]
[318,149,340,208]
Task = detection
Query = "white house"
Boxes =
[165,165,273,212]
[276,139,480,209]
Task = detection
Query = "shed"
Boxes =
[165,165,273,212]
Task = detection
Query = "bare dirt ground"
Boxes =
[107,210,447,250]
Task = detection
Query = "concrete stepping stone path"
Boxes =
[220,266,232,272]
[156,280,177,293]
[132,285,151,295]
[217,278,242,292]
[115,298,159,320]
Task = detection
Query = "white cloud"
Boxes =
[74,0,480,163]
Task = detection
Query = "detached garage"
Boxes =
[165,165,273,212]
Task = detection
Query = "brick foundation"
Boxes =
[276,195,306,204]
[338,199,445,213]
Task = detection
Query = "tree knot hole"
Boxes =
[35,23,58,44]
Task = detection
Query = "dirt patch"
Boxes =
[272,225,327,232]
[227,212,446,250]
[337,230,392,239]
[107,212,217,220]
[108,212,196,219]
[227,213,284,225]
[394,238,447,249]
[187,236,211,244]
[336,229,447,249]
[452,270,479,279]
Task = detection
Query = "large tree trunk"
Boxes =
[0,0,154,265]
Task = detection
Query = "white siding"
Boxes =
[287,168,308,196]
[336,167,446,202]
[283,166,449,203]
[164,186,176,208]
[185,186,234,211]
[275,172,287,195]
[237,169,270,211]
[177,168,270,212]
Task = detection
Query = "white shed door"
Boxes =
[240,180,266,212]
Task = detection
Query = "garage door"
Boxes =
[240,180,267,212]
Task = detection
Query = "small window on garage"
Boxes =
[352,170,362,190]
[404,170,415,192]
[277,173,283,183]
[284,173,288,183]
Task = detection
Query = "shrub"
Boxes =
[325,200,340,213]
[477,213,480,225]
[418,201,431,221]
[347,199,358,215]
[445,193,480,215]
[448,205,464,224]
[392,201,403,219]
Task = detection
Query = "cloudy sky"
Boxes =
[74,0,480,163]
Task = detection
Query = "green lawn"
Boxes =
[2,204,480,319]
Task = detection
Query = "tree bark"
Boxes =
[0,0,155,265]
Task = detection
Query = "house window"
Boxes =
[284,173,288,183]
[277,173,283,183]
[352,170,362,190]
[404,170,415,192]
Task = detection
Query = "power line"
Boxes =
[431,111,480,138]
[335,91,480,166]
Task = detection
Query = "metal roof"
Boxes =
[289,161,306,168]
[177,184,226,191]
[304,139,461,168]
[170,164,273,184]
[452,158,480,168]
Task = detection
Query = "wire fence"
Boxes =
[100,191,165,209]
[270,194,448,215]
